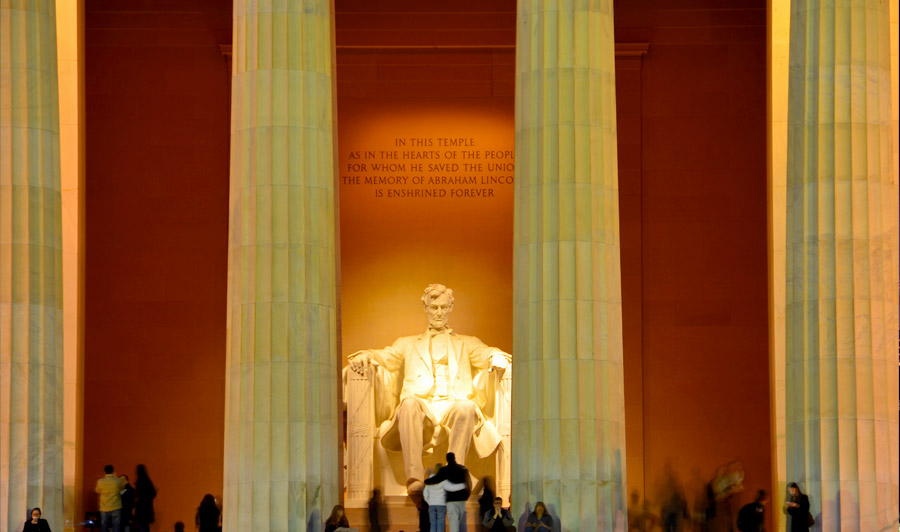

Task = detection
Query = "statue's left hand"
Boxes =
[490,352,511,371]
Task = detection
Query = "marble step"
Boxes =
[345,497,484,532]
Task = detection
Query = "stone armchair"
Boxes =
[342,362,512,506]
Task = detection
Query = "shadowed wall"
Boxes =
[83,1,230,529]
[616,0,771,528]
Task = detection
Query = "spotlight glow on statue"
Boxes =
[348,284,511,496]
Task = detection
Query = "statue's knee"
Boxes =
[398,397,423,413]
[453,401,477,418]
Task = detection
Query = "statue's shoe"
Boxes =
[407,479,425,505]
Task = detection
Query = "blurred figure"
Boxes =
[627,492,657,532]
[196,494,220,532]
[96,464,126,532]
[23,507,53,532]
[478,477,495,529]
[173,522,185,532]
[783,482,810,532]
[482,497,514,532]
[524,502,551,532]
[706,462,744,532]
[657,462,690,532]
[661,490,689,532]
[133,464,157,532]
[120,475,134,532]
[736,489,768,532]
[418,498,431,532]
[324,505,350,532]
[368,489,385,532]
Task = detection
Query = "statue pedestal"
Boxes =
[346,498,483,532]
[342,364,512,506]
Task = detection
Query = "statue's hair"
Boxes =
[421,283,454,307]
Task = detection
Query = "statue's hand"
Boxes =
[348,351,373,375]
[490,352,511,371]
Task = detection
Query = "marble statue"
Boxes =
[347,284,512,498]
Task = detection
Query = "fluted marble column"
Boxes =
[785,0,899,530]
[512,2,626,531]
[0,1,65,530]
[224,1,339,531]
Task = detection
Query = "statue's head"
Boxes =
[422,284,454,330]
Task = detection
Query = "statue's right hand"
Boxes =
[348,352,372,375]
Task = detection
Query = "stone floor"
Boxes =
[345,497,484,532]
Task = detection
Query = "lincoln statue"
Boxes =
[347,284,512,495]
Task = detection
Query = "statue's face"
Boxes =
[424,292,453,330]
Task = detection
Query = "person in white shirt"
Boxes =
[423,463,465,532]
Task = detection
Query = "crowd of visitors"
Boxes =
[21,459,815,532]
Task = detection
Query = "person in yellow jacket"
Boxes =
[95,465,126,532]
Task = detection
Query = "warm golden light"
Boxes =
[767,3,789,530]
[55,1,84,530]
[338,98,515,362]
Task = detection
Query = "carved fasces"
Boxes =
[343,365,374,503]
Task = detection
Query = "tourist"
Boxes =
[368,489,384,532]
[23,507,53,532]
[418,498,430,532]
[424,452,471,532]
[737,489,768,532]
[783,482,811,532]
[423,464,455,532]
[524,502,552,532]
[133,464,157,532]
[120,475,134,532]
[324,504,350,532]
[196,494,220,532]
[477,477,495,527]
[96,465,125,532]
[482,497,514,532]
[706,461,744,532]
